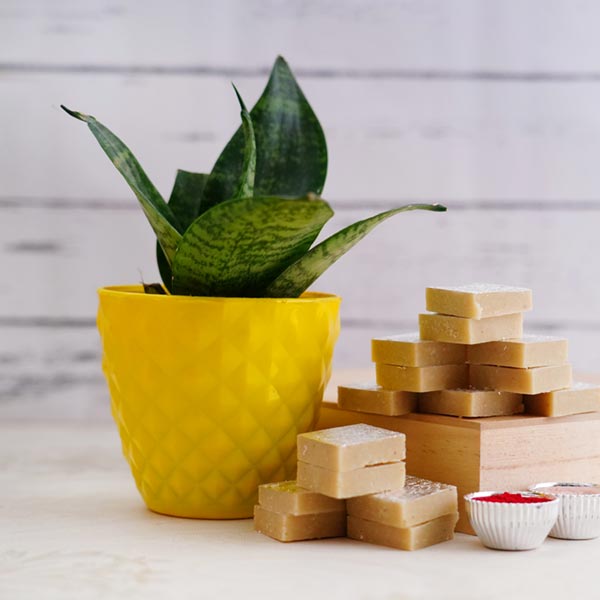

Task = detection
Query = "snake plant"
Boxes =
[62,56,445,298]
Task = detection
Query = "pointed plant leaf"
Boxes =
[232,85,256,199]
[171,195,334,297]
[157,170,209,290]
[200,56,327,212]
[264,204,447,298]
[61,105,182,264]
[142,283,167,295]
[168,170,209,227]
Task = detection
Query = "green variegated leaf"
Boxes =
[172,195,334,297]
[200,56,327,212]
[232,85,256,199]
[61,105,182,264]
[157,170,209,290]
[62,59,449,301]
[265,204,447,298]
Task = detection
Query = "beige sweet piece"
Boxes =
[297,461,406,499]
[297,424,406,471]
[253,505,346,542]
[347,513,458,550]
[376,363,468,393]
[258,481,345,516]
[419,313,523,345]
[426,284,532,319]
[470,364,572,395]
[371,333,466,367]
[338,383,417,416]
[346,475,458,528]
[468,335,568,368]
[419,389,524,418]
[524,383,600,417]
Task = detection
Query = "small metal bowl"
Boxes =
[530,482,600,540]
[465,491,559,550]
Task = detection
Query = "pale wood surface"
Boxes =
[2,0,600,420]
[7,75,600,203]
[3,419,600,600]
[5,0,600,71]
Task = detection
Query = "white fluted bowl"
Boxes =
[465,491,559,550]
[530,482,600,540]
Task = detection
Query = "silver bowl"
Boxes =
[465,491,559,550]
[530,482,600,540]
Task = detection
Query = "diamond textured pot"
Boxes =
[97,285,340,519]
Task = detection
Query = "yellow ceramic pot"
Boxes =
[97,285,340,519]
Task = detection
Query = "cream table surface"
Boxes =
[3,373,600,600]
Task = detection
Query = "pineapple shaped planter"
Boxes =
[99,287,339,518]
[64,57,444,518]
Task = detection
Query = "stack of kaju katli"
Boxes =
[469,333,600,416]
[424,284,599,417]
[296,424,406,499]
[254,424,458,550]
[253,481,346,542]
[341,283,600,418]
[418,284,532,417]
[346,475,458,551]
[254,423,404,543]
[340,334,467,416]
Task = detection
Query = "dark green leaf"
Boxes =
[168,170,209,228]
[264,204,447,298]
[61,105,182,264]
[231,85,256,199]
[171,195,334,297]
[143,283,167,295]
[200,56,327,212]
[157,170,209,290]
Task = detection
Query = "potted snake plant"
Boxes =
[62,56,445,519]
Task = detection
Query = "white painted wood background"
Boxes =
[2,0,600,420]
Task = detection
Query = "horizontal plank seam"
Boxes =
[5,62,600,82]
[481,455,600,470]
[2,197,600,212]
[343,319,600,332]
[0,317,96,328]
[1,375,104,383]
[2,316,600,331]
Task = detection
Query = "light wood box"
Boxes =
[316,401,600,534]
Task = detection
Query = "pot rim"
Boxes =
[98,284,340,304]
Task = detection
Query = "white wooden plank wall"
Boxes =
[2,0,600,420]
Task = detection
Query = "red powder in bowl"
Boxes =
[473,492,552,504]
